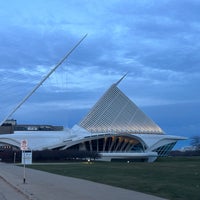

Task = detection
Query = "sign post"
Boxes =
[20,139,28,184]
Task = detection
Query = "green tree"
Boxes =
[191,136,200,150]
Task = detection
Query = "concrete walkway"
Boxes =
[0,163,167,200]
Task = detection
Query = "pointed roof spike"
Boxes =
[79,81,164,135]
[115,72,128,86]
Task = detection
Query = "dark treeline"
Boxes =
[169,150,200,157]
[0,149,100,163]
[1,149,199,163]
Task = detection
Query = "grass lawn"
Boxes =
[27,157,200,200]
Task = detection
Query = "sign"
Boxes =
[20,139,28,151]
[21,151,32,165]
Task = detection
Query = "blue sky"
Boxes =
[0,0,200,148]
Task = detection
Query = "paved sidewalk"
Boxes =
[0,176,28,200]
[0,163,167,200]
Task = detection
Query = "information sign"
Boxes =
[21,151,32,165]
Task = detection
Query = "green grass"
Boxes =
[27,157,200,200]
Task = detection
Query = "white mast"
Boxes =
[0,34,87,125]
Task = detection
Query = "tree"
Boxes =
[190,136,200,151]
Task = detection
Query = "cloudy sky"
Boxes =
[1,0,200,148]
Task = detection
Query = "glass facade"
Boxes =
[67,135,146,153]
[153,142,176,157]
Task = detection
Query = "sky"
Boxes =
[0,0,200,149]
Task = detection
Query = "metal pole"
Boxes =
[0,34,87,125]
[13,152,16,164]
[23,151,26,184]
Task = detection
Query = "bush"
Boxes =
[0,149,100,163]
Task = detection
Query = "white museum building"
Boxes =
[0,77,185,162]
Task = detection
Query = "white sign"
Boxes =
[21,151,32,165]
[20,139,28,151]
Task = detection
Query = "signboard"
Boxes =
[20,139,28,151]
[20,140,31,183]
[21,151,32,165]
